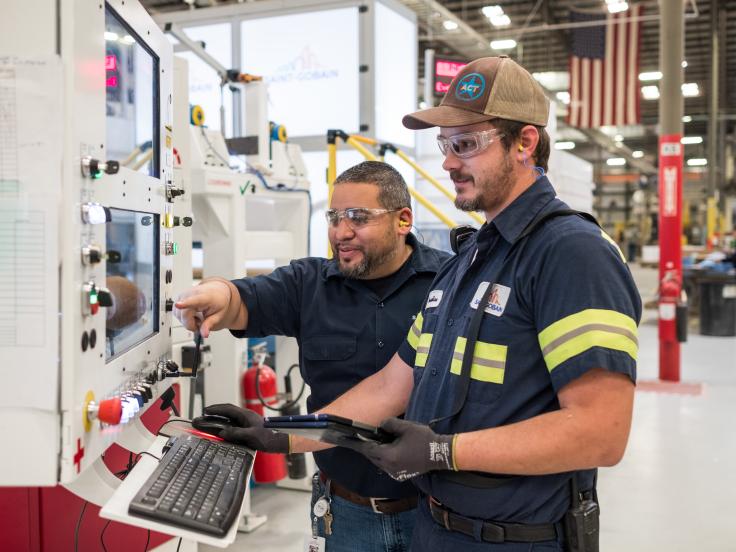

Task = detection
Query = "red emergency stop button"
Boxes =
[98,398,123,425]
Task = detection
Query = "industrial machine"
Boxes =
[0,1,252,549]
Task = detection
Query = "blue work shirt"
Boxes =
[231,233,450,498]
[397,176,641,523]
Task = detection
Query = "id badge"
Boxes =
[303,535,326,552]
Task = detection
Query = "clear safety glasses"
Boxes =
[437,128,504,159]
[325,208,398,228]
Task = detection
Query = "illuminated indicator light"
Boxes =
[164,213,174,228]
[105,54,117,71]
[106,75,118,88]
[172,242,179,254]
[89,291,98,304]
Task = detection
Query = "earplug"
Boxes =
[518,144,524,152]
[399,221,410,227]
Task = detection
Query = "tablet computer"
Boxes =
[263,414,393,446]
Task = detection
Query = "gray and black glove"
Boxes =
[204,403,289,453]
[346,417,455,481]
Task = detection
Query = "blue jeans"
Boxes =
[310,473,417,552]
[410,498,565,552]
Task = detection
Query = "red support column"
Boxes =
[658,135,683,382]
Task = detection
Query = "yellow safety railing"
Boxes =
[379,143,485,226]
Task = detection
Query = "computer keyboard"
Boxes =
[129,434,254,537]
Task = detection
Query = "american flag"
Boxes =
[567,5,642,128]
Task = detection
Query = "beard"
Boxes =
[452,154,515,213]
[332,227,401,279]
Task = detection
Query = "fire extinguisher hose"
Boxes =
[255,363,306,413]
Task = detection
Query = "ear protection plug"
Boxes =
[399,221,410,227]
[518,144,525,152]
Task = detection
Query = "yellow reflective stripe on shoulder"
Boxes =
[406,312,423,350]
[415,333,433,367]
[449,336,507,384]
[538,309,638,372]
[600,230,627,263]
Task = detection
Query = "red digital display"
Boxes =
[105,54,117,71]
[435,60,466,78]
[432,57,467,98]
[106,75,118,88]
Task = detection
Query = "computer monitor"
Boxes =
[105,208,160,361]
[105,4,159,177]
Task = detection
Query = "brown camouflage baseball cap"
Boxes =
[403,55,549,129]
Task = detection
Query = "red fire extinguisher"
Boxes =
[242,343,287,483]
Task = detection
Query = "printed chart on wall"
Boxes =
[0,55,61,409]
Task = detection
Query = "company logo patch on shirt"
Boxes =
[426,289,444,309]
[470,282,511,317]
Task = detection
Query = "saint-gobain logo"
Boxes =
[470,282,510,317]
[455,73,486,101]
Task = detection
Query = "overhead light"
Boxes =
[682,82,700,97]
[104,31,119,41]
[490,39,517,50]
[607,157,626,166]
[556,91,571,105]
[687,158,707,166]
[641,85,660,100]
[682,60,688,68]
[490,14,511,27]
[682,115,692,123]
[639,71,662,82]
[481,5,504,18]
[554,141,576,150]
[681,136,703,145]
[606,1,629,13]
[419,101,428,109]
[443,20,459,31]
[632,150,644,158]
[614,134,624,143]
[120,35,135,45]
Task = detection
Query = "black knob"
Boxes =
[96,288,113,307]
[107,250,122,263]
[165,359,179,373]
[165,299,174,312]
[182,217,193,227]
[105,160,120,174]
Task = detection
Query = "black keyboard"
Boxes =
[129,434,254,537]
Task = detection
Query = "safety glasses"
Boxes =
[325,208,398,228]
[437,128,504,159]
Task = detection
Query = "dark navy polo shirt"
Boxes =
[398,176,642,522]
[231,233,450,498]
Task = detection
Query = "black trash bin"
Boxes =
[699,273,736,336]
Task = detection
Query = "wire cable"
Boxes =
[73,501,88,552]
[100,519,111,552]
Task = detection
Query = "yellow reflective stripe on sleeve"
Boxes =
[415,333,433,367]
[406,312,423,350]
[600,230,627,263]
[449,336,507,384]
[538,309,638,372]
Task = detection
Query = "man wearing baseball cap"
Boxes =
[286,56,642,550]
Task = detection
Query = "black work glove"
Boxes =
[204,403,289,453]
[345,417,455,481]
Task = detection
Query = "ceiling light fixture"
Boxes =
[606,1,629,13]
[632,151,644,158]
[481,5,504,18]
[607,158,626,166]
[104,31,119,41]
[681,82,700,97]
[681,136,703,145]
[638,71,662,82]
[554,141,576,150]
[641,85,660,100]
[687,158,707,166]
[490,14,511,27]
[443,20,459,31]
[490,39,517,50]
[682,115,692,123]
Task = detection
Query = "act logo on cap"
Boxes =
[455,72,486,101]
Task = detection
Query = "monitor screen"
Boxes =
[105,4,159,177]
[105,208,159,361]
